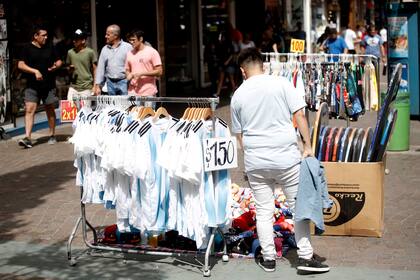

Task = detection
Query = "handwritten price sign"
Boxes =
[203,137,238,172]
[290,38,305,53]
[60,100,78,122]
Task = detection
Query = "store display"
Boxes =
[311,102,329,155]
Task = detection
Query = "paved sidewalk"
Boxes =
[0,103,420,279]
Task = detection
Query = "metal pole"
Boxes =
[304,0,312,53]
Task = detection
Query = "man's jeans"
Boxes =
[106,79,128,95]
[247,164,313,261]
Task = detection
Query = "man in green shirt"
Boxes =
[66,29,97,101]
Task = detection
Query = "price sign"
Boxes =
[203,137,238,172]
[60,100,78,122]
[290,38,305,53]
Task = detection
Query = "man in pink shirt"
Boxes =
[125,30,162,96]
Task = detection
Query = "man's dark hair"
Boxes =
[32,25,47,37]
[128,29,145,40]
[237,47,263,68]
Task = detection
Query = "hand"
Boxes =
[302,146,314,158]
[94,84,102,95]
[68,65,75,72]
[126,73,133,80]
[133,72,143,79]
[34,70,43,81]
[48,63,58,72]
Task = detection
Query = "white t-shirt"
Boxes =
[380,28,387,42]
[230,74,306,171]
[343,29,357,50]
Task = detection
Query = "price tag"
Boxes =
[203,137,238,172]
[290,38,305,53]
[60,100,78,122]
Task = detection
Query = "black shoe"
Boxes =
[297,257,330,273]
[256,256,276,272]
[18,137,33,148]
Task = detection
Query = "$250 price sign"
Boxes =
[203,137,238,172]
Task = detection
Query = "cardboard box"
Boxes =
[319,160,385,237]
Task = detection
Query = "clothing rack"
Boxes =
[67,95,228,277]
[261,53,381,127]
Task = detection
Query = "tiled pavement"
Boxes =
[0,99,420,279]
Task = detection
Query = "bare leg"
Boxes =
[216,71,225,96]
[24,102,37,139]
[45,104,56,137]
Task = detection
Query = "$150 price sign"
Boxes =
[60,100,78,122]
[203,137,238,172]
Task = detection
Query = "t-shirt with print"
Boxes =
[230,74,306,171]
[362,34,383,58]
[125,45,162,96]
[66,47,97,91]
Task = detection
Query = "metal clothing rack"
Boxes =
[67,95,228,277]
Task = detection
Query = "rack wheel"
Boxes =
[203,270,211,277]
[69,258,77,266]
[222,255,229,262]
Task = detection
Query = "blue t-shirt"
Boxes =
[326,37,348,60]
[362,34,383,58]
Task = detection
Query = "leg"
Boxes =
[44,89,59,137]
[275,163,313,260]
[247,169,276,261]
[216,71,225,96]
[24,102,37,139]
[45,104,56,137]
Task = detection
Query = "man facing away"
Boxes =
[230,47,330,273]
[94,24,132,96]
[18,26,63,148]
[125,29,162,97]
[66,29,97,101]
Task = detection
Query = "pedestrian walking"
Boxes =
[94,24,132,96]
[125,29,162,97]
[66,29,97,101]
[17,25,63,148]
[342,24,357,54]
[230,47,330,273]
[320,28,348,61]
[361,25,386,65]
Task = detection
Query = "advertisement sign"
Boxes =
[388,16,409,58]
[60,100,78,122]
[290,39,305,53]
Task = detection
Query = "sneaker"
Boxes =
[47,136,57,145]
[212,93,219,98]
[18,137,33,148]
[256,256,276,272]
[297,257,330,273]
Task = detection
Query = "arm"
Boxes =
[94,48,106,95]
[17,60,43,80]
[133,65,163,78]
[48,59,63,72]
[293,108,313,157]
[235,133,243,150]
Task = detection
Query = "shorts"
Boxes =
[24,88,58,105]
[67,87,93,101]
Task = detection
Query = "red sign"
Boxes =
[60,100,78,122]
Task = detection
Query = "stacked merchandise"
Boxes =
[225,184,296,258]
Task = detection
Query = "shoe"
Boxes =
[212,93,219,98]
[47,136,57,145]
[297,257,330,273]
[18,137,33,148]
[256,255,276,272]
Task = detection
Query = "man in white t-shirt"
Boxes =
[230,48,329,273]
[342,25,357,54]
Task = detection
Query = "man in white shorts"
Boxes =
[230,47,330,273]
[66,29,97,102]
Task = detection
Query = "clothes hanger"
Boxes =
[139,106,155,120]
[153,106,170,121]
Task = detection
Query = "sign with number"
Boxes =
[60,100,78,122]
[203,137,238,172]
[290,38,305,53]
